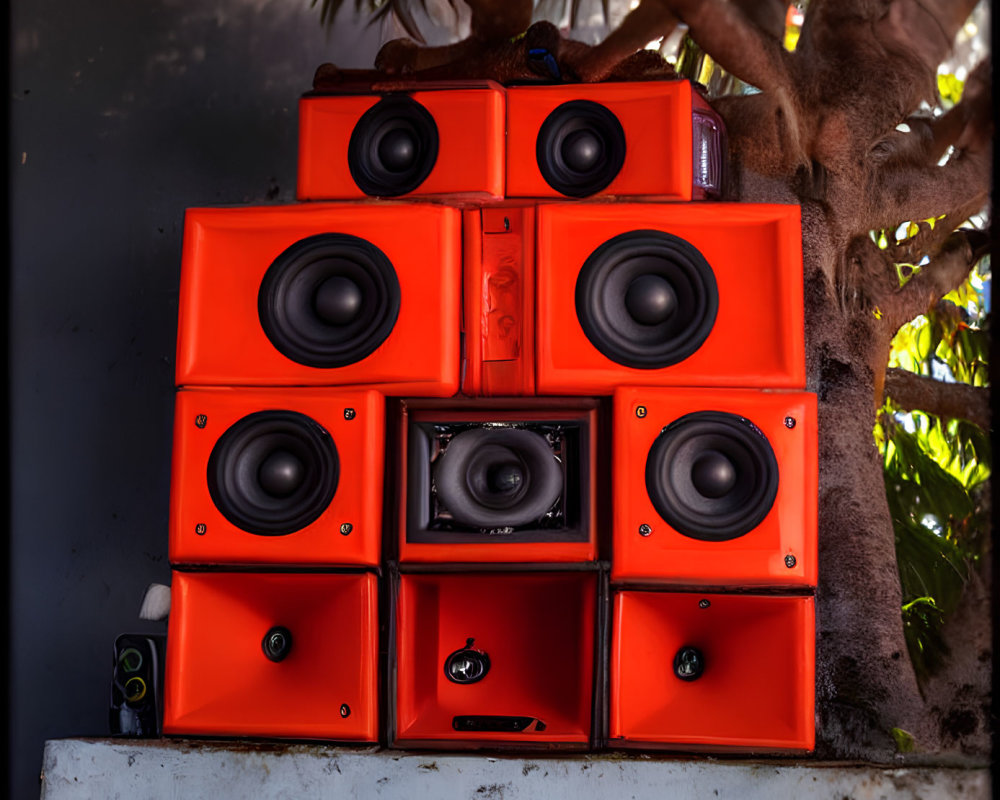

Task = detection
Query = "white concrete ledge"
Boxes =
[40,739,989,800]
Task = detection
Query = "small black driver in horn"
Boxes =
[536,100,626,197]
[433,428,562,529]
[645,411,779,541]
[258,233,401,369]
[348,95,439,197]
[576,230,719,369]
[207,410,339,535]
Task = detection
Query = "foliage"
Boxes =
[877,260,990,683]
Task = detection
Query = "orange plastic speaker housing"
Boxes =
[506,81,720,200]
[393,571,597,746]
[461,205,536,397]
[535,202,804,394]
[610,590,814,751]
[176,202,461,396]
[164,570,378,741]
[298,82,505,201]
[612,386,817,587]
[396,399,599,564]
[169,387,384,567]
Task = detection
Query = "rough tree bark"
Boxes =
[316,0,992,760]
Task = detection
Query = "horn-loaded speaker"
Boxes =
[298,82,504,201]
[169,387,384,567]
[506,81,725,200]
[110,633,165,737]
[176,202,461,396]
[392,571,597,747]
[461,205,537,397]
[535,202,804,394]
[398,400,598,564]
[610,591,815,751]
[163,571,378,740]
[612,387,816,587]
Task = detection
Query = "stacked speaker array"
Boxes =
[162,77,816,752]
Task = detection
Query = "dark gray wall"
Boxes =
[9,2,381,796]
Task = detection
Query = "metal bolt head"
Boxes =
[698,599,710,609]
[639,524,652,537]
[195,523,207,535]
[344,408,356,421]
[784,416,796,429]
[195,414,208,428]
[340,523,353,535]
[635,405,648,419]
[340,704,351,718]
[784,554,797,568]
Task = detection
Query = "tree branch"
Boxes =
[884,368,990,430]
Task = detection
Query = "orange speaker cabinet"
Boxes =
[298,82,504,201]
[392,571,598,747]
[396,399,599,564]
[169,387,384,567]
[610,590,814,751]
[535,202,804,394]
[612,387,817,587]
[506,81,724,200]
[461,204,536,397]
[176,202,461,396]
[164,570,378,741]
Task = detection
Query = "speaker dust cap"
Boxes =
[575,230,718,369]
[645,411,778,541]
[348,95,439,197]
[258,233,401,368]
[433,428,562,529]
[536,100,626,197]
[207,409,339,536]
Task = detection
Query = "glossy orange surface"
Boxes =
[164,571,379,741]
[535,202,805,394]
[394,572,596,744]
[506,82,694,199]
[169,387,383,567]
[176,202,461,395]
[610,590,814,751]
[611,386,817,587]
[298,84,505,201]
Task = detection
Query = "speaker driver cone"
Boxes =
[434,428,562,528]
[536,100,626,197]
[645,411,778,541]
[348,95,439,197]
[575,230,718,369]
[258,233,401,368]
[207,410,339,535]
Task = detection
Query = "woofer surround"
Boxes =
[575,230,718,369]
[536,100,626,197]
[645,411,778,541]
[207,410,339,535]
[258,233,401,368]
[348,95,439,197]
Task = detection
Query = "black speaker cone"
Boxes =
[536,100,626,197]
[262,626,293,663]
[645,411,778,541]
[348,95,439,196]
[575,230,718,369]
[434,428,562,528]
[258,233,401,369]
[673,645,705,681]
[207,410,339,535]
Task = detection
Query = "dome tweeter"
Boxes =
[348,95,439,197]
[645,411,778,541]
[207,410,340,535]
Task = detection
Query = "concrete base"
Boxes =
[40,739,990,799]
